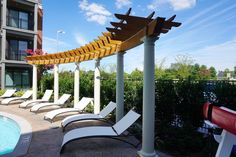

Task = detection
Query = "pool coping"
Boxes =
[0,111,32,157]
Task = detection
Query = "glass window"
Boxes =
[5,72,14,87]
[8,40,30,61]
[8,10,29,30]
[5,69,31,88]
[19,12,28,29]
[14,72,22,87]
[19,41,28,60]
[9,10,19,28]
[9,40,18,60]
[22,71,29,88]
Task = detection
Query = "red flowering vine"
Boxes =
[25,49,53,72]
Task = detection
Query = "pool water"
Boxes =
[0,116,20,155]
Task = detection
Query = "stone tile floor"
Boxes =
[0,103,172,157]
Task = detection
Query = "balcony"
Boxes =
[6,49,28,61]
[6,16,34,31]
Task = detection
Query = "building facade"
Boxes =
[0,0,42,89]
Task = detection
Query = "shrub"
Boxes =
[13,90,25,97]
[0,89,6,96]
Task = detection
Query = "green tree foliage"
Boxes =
[174,55,194,79]
[234,66,236,77]
[155,59,166,79]
[209,66,217,79]
[153,55,217,80]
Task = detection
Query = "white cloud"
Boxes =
[78,0,112,25]
[115,0,132,9]
[43,37,70,53]
[183,0,226,26]
[148,0,196,11]
[74,33,88,46]
[192,39,236,71]
[169,0,196,10]
[188,3,236,30]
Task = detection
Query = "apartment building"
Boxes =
[0,0,42,89]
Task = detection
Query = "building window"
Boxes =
[19,12,29,29]
[7,9,32,30]
[5,68,31,89]
[6,39,33,61]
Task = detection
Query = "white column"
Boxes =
[1,63,5,89]
[32,64,37,100]
[74,62,80,106]
[116,52,125,122]
[94,59,101,114]
[216,130,236,157]
[138,36,158,157]
[54,64,59,102]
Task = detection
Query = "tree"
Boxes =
[174,55,194,79]
[130,68,143,80]
[223,68,231,78]
[190,64,200,80]
[155,58,166,79]
[198,65,210,80]
[233,66,236,77]
[209,66,217,79]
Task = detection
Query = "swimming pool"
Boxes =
[0,116,20,155]
[0,112,31,157]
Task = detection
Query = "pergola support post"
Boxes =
[54,64,59,102]
[94,59,101,114]
[116,52,125,122]
[32,64,38,100]
[138,36,158,157]
[74,63,80,106]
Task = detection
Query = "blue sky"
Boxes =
[42,0,236,73]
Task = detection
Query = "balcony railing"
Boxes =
[6,16,34,31]
[6,49,27,61]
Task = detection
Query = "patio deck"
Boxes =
[0,103,171,157]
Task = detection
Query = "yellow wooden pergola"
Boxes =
[26,8,180,65]
[26,8,181,157]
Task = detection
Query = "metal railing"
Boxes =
[6,16,34,30]
[6,49,27,61]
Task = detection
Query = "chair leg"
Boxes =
[216,130,236,157]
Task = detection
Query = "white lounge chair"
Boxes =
[0,89,16,100]
[44,97,94,122]
[60,110,140,152]
[19,90,53,108]
[30,94,71,113]
[1,90,33,105]
[61,101,116,130]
